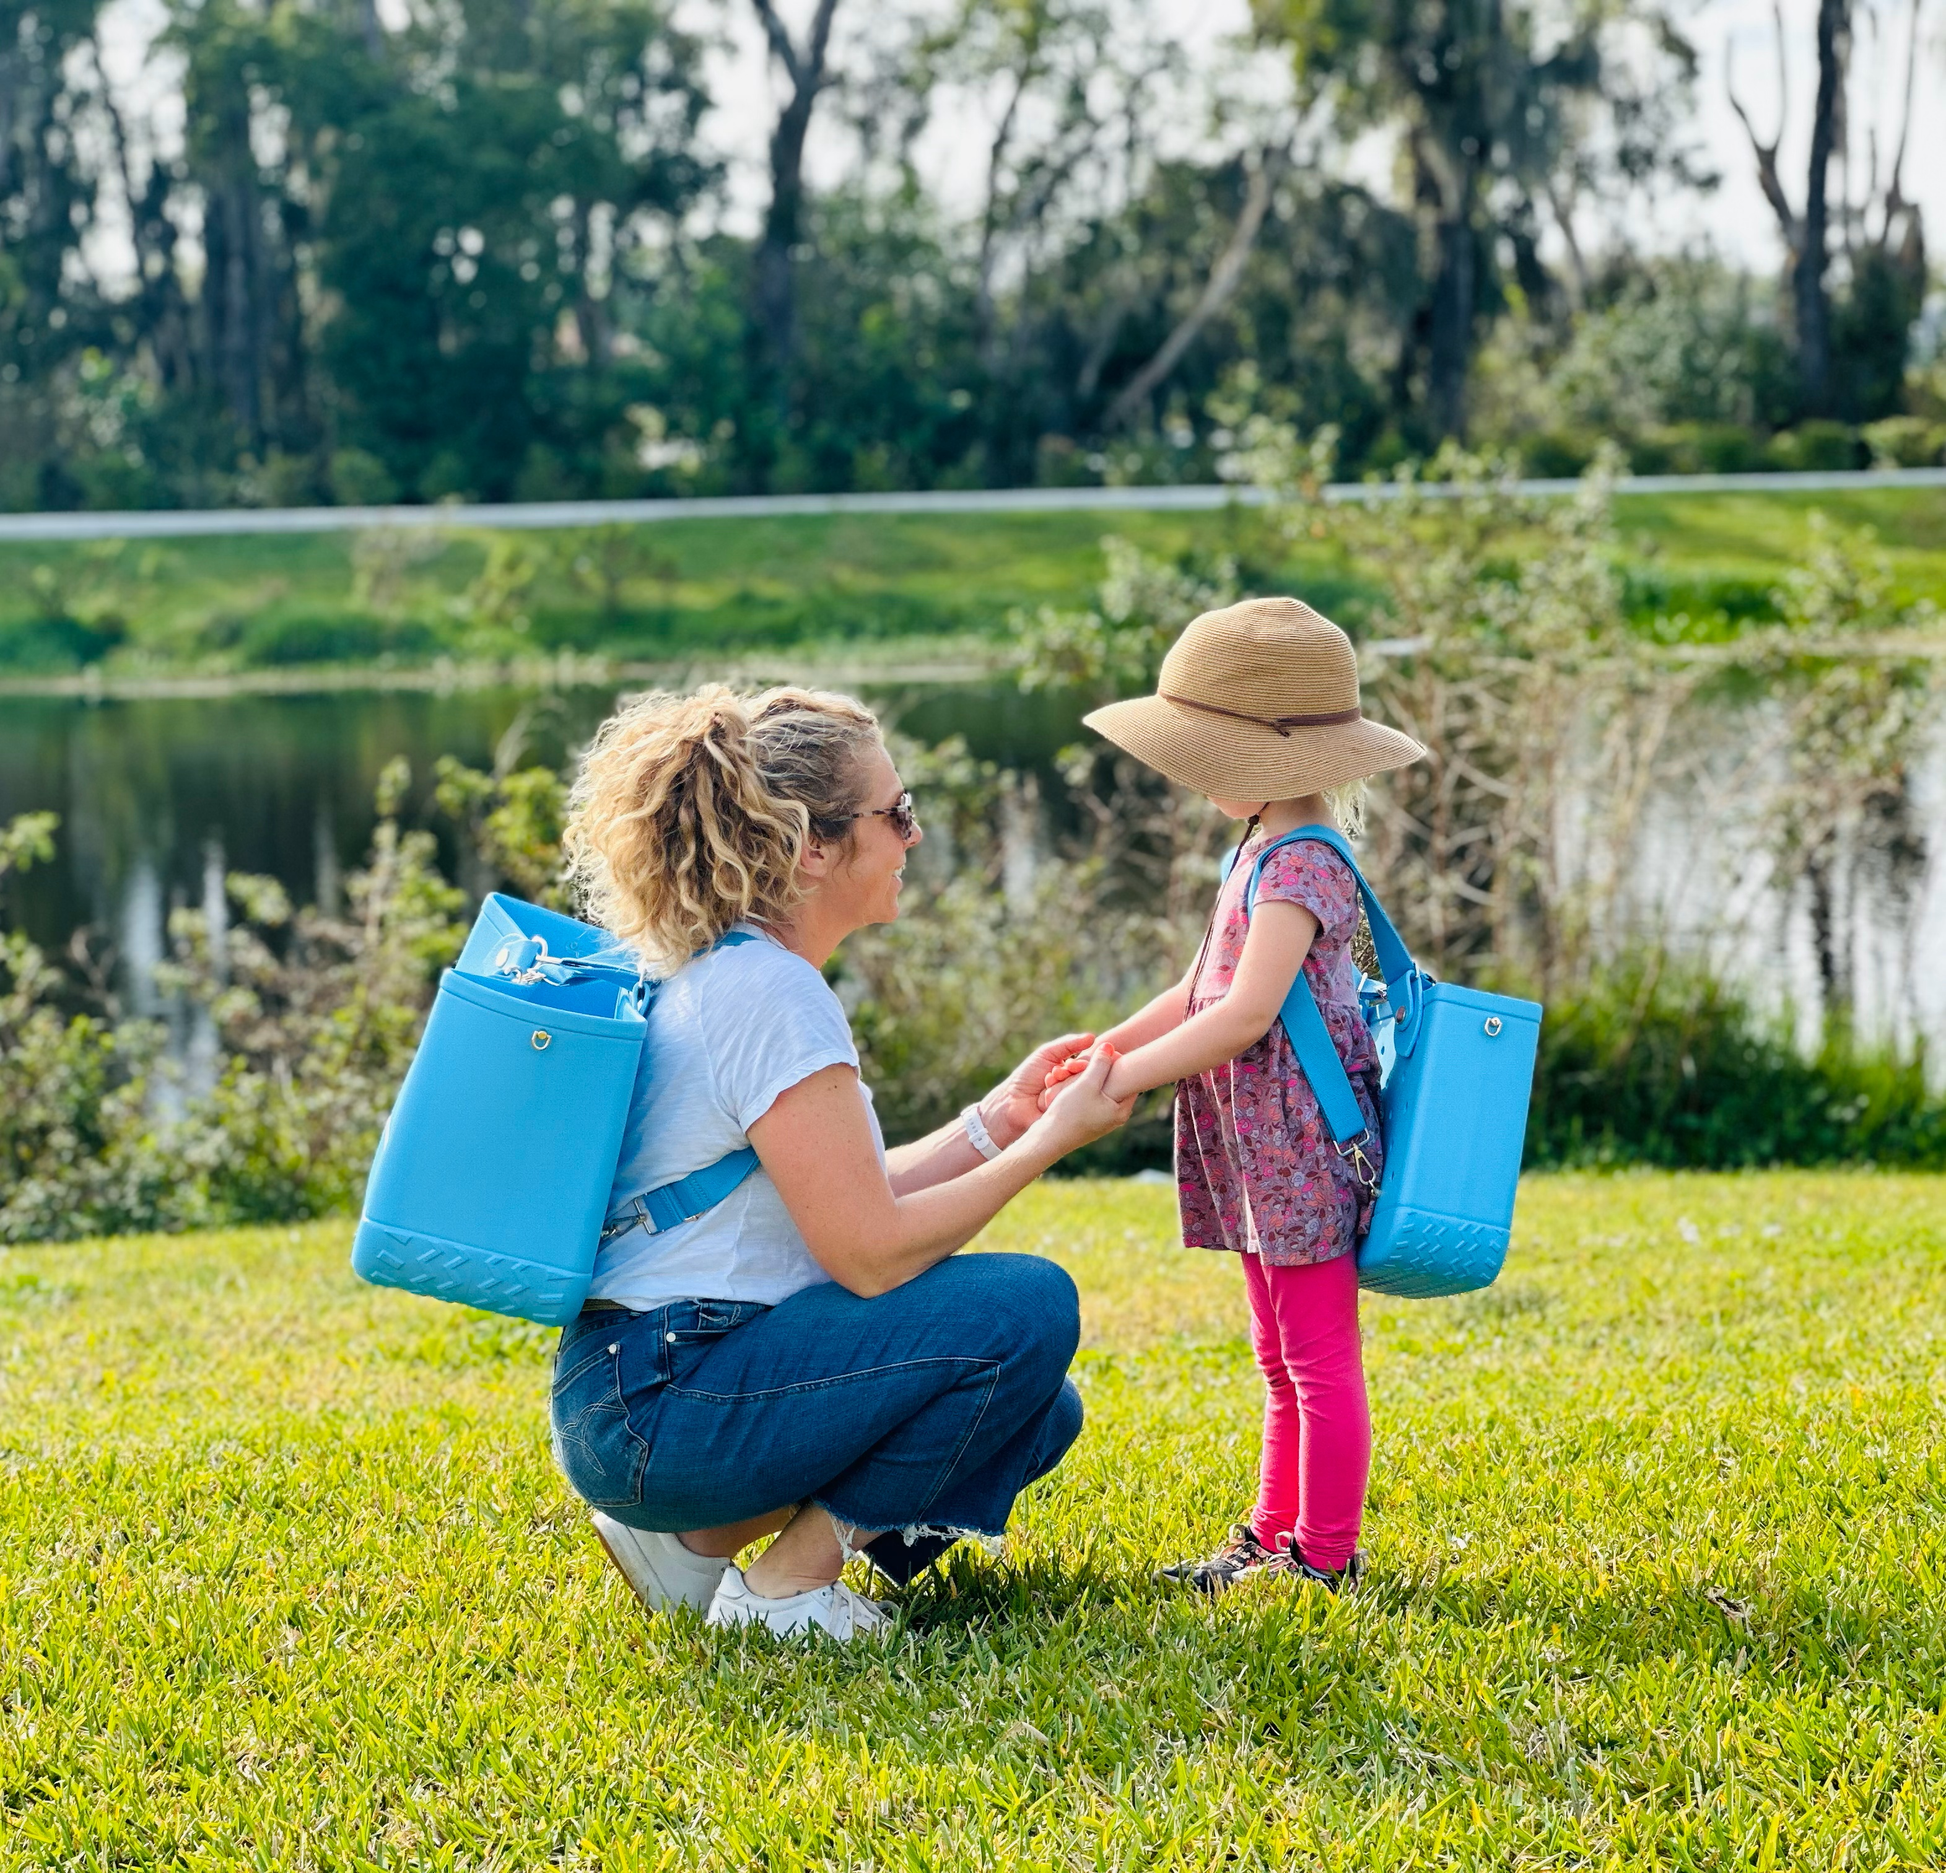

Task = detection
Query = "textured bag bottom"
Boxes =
[1357,1204,1510,1299]
[351,1218,591,1327]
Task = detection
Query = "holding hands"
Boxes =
[976,1030,1133,1159]
[1039,1040,1114,1110]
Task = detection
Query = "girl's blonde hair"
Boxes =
[1324,778,1368,839]
[564,684,883,975]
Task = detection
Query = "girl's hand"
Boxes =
[1038,1043,1098,1110]
[986,1032,1094,1147]
[1031,1045,1133,1156]
[1041,1050,1092,1091]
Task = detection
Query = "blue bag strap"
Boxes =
[607,927,766,1240]
[638,1147,761,1233]
[1226,824,1415,996]
[1231,826,1415,1153]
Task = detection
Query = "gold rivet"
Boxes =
[531,1030,551,1051]
[1483,1016,1502,1037]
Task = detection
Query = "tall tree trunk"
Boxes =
[1425,211,1476,441]
[749,0,841,416]
[1413,128,1480,442]
[218,171,263,444]
[1794,0,1849,415]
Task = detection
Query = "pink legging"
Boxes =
[1243,1249,1371,1570]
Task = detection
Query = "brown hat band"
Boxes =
[1160,693,1363,737]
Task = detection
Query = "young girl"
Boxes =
[1048,596,1425,1592]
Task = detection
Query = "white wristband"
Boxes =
[960,1102,1003,1161]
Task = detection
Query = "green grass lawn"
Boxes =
[4,487,1943,682]
[5,1171,1944,1867]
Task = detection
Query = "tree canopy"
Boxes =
[0,0,1936,509]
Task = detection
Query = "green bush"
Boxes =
[1863,416,1946,468]
[1628,423,1765,476]
[0,611,128,670]
[1766,422,1864,472]
[238,611,442,666]
[1528,958,1946,1169]
[0,774,465,1243]
[1515,431,1598,478]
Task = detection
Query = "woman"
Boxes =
[550,683,1130,1641]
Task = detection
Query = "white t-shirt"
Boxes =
[587,925,880,1311]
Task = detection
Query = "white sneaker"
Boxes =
[705,1565,892,1642]
[590,1511,730,1615]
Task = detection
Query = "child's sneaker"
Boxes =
[590,1510,730,1615]
[1158,1522,1288,1595]
[705,1566,892,1642]
[1268,1546,1366,1593]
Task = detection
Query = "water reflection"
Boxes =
[0,680,1088,1003]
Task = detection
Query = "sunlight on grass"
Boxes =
[4,1172,1944,1866]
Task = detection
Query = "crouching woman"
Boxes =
[551,684,1128,1641]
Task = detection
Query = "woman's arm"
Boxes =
[1101,900,1318,1101]
[883,1030,1096,1196]
[750,1050,1133,1298]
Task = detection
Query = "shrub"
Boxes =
[1862,417,1946,468]
[238,611,441,666]
[1529,957,1946,1169]
[1629,424,1764,476]
[1516,431,1597,478]
[0,767,464,1242]
[1766,422,1864,471]
[328,449,401,506]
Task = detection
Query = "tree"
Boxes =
[747,0,844,424]
[1254,0,1691,441]
[1727,0,1929,420]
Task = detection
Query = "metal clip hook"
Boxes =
[499,935,556,986]
[1336,1134,1380,1191]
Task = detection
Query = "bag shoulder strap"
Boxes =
[1229,825,1415,1149]
[1231,825,1414,994]
[605,926,768,1240]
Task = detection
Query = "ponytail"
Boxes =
[564,684,882,974]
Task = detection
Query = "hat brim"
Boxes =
[1082,695,1426,801]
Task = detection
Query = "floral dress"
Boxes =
[1176,832,1384,1266]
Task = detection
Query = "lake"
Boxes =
[0,675,1088,1011]
[5,674,1944,1066]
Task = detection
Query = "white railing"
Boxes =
[1,467,1941,543]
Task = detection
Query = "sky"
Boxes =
[91,0,1946,290]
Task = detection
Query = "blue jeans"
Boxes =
[549,1253,1084,1570]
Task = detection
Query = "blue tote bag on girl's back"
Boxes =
[351,895,757,1326]
[1236,828,1542,1298]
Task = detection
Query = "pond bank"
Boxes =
[0,643,1004,702]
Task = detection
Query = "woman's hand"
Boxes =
[1039,1045,1095,1107]
[983,1031,1095,1147]
[1029,1046,1135,1156]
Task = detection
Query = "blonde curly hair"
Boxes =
[564,684,884,976]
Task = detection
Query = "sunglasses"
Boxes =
[845,790,920,843]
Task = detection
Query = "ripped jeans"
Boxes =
[550,1253,1084,1579]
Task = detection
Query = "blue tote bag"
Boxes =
[352,895,757,1326]
[1237,829,1542,1298]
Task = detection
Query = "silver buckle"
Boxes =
[599,1202,655,1244]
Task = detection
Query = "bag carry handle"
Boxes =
[1226,825,1422,1161]
[489,933,643,989]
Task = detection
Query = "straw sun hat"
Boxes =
[1082,597,1425,802]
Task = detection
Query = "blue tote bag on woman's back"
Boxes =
[352,895,756,1326]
